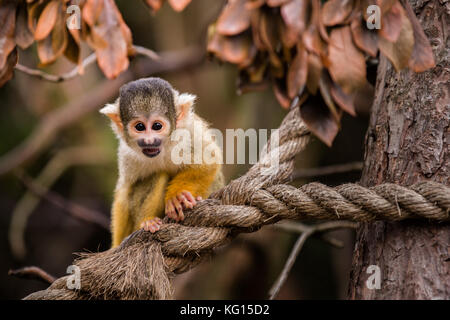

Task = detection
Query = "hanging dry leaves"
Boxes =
[0,48,18,87]
[0,0,194,87]
[207,0,436,145]
[83,0,133,79]
[0,1,17,71]
[0,0,436,145]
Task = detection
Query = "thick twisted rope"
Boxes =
[24,107,449,300]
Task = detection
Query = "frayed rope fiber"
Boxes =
[24,107,449,300]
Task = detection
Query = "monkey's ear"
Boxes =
[100,102,123,131]
[175,92,196,125]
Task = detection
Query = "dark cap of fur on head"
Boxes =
[119,77,177,127]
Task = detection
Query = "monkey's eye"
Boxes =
[152,121,163,131]
[135,122,146,132]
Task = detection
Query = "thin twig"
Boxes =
[268,231,312,299]
[313,221,358,232]
[274,222,344,248]
[268,220,357,299]
[8,266,56,285]
[133,45,160,60]
[319,234,344,248]
[15,170,110,229]
[15,53,97,82]
[15,45,159,83]
[292,161,363,180]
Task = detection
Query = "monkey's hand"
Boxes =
[140,217,163,233]
[165,190,202,222]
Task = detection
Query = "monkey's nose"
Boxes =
[138,138,161,148]
[152,138,161,147]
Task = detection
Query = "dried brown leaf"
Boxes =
[281,0,308,38]
[207,27,256,68]
[246,52,268,83]
[245,0,265,10]
[217,0,251,36]
[279,17,299,48]
[321,0,353,27]
[273,79,291,109]
[287,44,308,98]
[0,1,17,70]
[168,0,192,12]
[319,73,341,122]
[237,68,268,94]
[302,0,325,56]
[350,17,378,57]
[353,80,374,114]
[0,47,17,88]
[377,0,397,13]
[267,0,290,6]
[37,8,68,65]
[259,10,284,74]
[28,1,47,33]
[14,3,34,49]
[259,9,278,52]
[250,9,265,49]
[379,1,402,43]
[330,80,363,116]
[143,0,164,12]
[403,1,435,72]
[378,6,413,71]
[83,0,131,79]
[306,53,322,95]
[300,95,340,146]
[328,26,367,95]
[34,0,59,41]
[64,30,81,65]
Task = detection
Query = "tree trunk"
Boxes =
[348,0,449,299]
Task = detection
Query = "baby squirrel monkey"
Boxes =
[100,77,223,247]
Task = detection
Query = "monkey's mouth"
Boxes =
[142,148,161,158]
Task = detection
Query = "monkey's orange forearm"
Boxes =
[165,164,221,202]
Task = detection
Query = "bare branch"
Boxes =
[15,53,97,83]
[319,234,344,248]
[133,45,160,60]
[292,162,363,180]
[313,221,358,232]
[9,146,109,260]
[268,231,312,300]
[15,45,159,83]
[15,170,110,229]
[8,266,55,285]
[0,46,204,175]
[273,221,346,248]
[268,220,357,299]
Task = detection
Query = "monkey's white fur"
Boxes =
[100,90,221,190]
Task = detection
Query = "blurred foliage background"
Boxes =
[0,0,369,299]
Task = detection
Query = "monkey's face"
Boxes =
[100,77,196,160]
[124,112,172,158]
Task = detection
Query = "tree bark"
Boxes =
[348,0,449,299]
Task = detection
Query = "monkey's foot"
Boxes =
[140,217,163,233]
[165,190,199,222]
